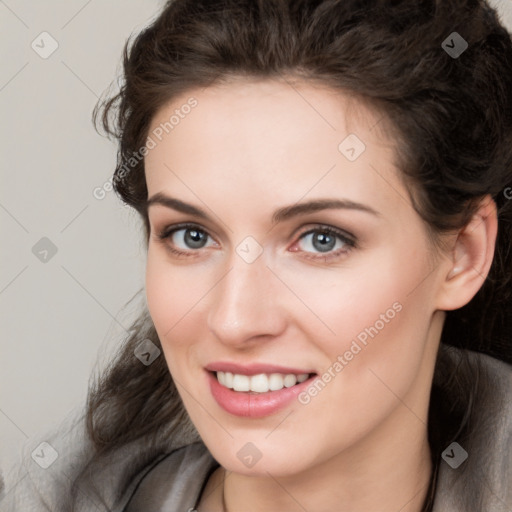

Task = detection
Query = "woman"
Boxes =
[1,0,511,510]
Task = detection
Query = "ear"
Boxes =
[435,195,498,311]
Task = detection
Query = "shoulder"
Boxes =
[466,346,512,378]
[124,442,218,512]
[0,407,93,511]
[433,346,512,512]
[0,407,212,512]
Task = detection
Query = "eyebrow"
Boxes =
[145,192,380,224]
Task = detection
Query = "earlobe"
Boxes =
[437,195,498,311]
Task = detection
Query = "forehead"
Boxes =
[144,78,411,220]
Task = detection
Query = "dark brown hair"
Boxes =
[77,0,512,509]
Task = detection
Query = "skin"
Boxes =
[144,78,497,512]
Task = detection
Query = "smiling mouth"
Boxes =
[213,371,316,393]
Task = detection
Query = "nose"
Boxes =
[206,253,287,348]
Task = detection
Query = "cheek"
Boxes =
[280,251,434,451]
[145,254,173,333]
[145,249,213,366]
[145,251,187,363]
[145,249,200,332]
[288,241,434,390]
[283,242,428,341]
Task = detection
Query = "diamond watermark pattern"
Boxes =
[441,32,468,59]
[236,442,263,468]
[32,237,58,263]
[31,442,59,469]
[338,134,366,162]
[441,442,468,469]
[236,236,263,264]
[31,32,59,59]
[134,339,161,366]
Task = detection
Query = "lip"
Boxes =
[204,361,315,376]
[206,368,317,418]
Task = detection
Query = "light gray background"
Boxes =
[0,0,164,470]
[1,0,511,473]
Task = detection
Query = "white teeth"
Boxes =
[283,374,297,387]
[249,374,268,392]
[224,371,234,388]
[217,371,227,386]
[232,374,250,392]
[268,373,284,391]
[216,371,311,393]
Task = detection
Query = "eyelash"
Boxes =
[155,222,357,262]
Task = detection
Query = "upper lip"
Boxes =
[205,362,316,376]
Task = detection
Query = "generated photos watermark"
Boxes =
[93,97,198,200]
[298,301,403,405]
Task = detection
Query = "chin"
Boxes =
[202,433,321,478]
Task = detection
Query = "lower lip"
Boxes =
[207,371,316,418]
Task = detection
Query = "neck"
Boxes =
[222,417,433,512]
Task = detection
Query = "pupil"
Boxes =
[313,232,335,253]
[185,229,206,249]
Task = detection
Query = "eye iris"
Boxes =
[313,231,336,253]
[185,228,207,249]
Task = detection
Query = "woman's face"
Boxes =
[144,78,447,477]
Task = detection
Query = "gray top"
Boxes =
[123,442,218,512]
[1,347,511,511]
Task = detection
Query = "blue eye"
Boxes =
[155,223,357,261]
[293,226,356,261]
[157,223,214,255]
[174,227,209,249]
[312,232,337,252]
